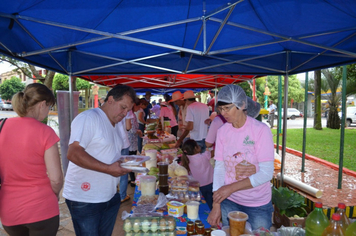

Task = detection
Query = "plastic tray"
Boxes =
[120,155,150,166]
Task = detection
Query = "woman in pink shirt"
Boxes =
[0,83,63,236]
[207,84,274,231]
[181,139,213,210]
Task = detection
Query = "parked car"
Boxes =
[0,102,13,111]
[275,108,303,120]
[338,107,356,127]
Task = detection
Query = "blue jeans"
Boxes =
[195,139,206,153]
[200,183,213,210]
[65,193,121,236]
[220,199,273,231]
[119,147,130,199]
[138,123,145,153]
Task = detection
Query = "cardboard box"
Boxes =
[273,206,306,228]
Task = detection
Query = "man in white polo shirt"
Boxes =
[175,90,209,152]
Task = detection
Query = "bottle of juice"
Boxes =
[321,213,345,236]
[336,203,350,232]
[345,220,356,236]
[305,202,329,236]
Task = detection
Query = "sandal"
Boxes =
[121,195,130,203]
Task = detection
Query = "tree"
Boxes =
[321,69,341,129]
[52,73,92,108]
[314,70,322,130]
[266,75,304,108]
[0,77,25,100]
[0,55,55,90]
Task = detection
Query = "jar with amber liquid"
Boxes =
[205,228,211,236]
[194,220,202,232]
[196,224,205,235]
[186,221,195,233]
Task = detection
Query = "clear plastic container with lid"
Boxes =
[321,213,345,236]
[140,175,157,196]
[305,202,329,236]
[336,203,350,232]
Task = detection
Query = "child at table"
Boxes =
[181,139,214,210]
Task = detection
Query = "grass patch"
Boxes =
[272,128,356,172]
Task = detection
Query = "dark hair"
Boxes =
[139,98,148,106]
[105,84,136,103]
[217,101,231,106]
[181,139,199,174]
[187,98,196,102]
[12,83,55,117]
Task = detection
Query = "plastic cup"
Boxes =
[157,162,168,174]
[140,175,157,196]
[145,149,157,170]
[157,174,168,185]
[186,201,200,220]
[211,229,226,236]
[227,211,248,236]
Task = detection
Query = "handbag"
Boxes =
[0,118,7,190]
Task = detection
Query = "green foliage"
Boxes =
[272,187,308,217]
[52,73,92,94]
[266,75,304,106]
[0,77,25,100]
[238,81,252,98]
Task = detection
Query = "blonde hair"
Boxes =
[12,83,55,117]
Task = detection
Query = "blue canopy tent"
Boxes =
[1,0,356,76]
[1,0,356,185]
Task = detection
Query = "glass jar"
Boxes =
[186,221,195,232]
[210,226,218,231]
[196,224,205,235]
[195,220,202,232]
[205,228,211,236]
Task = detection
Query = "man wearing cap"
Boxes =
[143,91,153,121]
[175,90,209,152]
[168,91,186,138]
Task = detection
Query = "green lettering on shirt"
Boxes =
[243,136,255,146]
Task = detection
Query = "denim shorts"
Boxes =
[65,193,121,236]
[220,198,274,231]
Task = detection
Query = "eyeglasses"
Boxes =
[217,104,237,113]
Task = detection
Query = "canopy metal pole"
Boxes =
[301,72,309,172]
[338,65,347,189]
[276,75,282,154]
[280,73,289,186]
[68,51,74,122]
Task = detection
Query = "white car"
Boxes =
[338,107,356,127]
[275,108,303,120]
[0,102,13,111]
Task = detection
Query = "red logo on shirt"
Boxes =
[81,182,91,191]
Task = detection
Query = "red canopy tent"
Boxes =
[81,74,258,93]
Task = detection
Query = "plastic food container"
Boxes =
[123,216,175,233]
[140,175,157,196]
[167,201,185,217]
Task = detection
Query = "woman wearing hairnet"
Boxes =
[207,84,274,230]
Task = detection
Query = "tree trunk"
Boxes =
[327,104,340,129]
[313,70,322,130]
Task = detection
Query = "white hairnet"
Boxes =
[217,84,261,118]
[247,97,261,118]
[217,84,247,110]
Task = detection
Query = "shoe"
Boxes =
[130,182,136,188]
[121,195,130,203]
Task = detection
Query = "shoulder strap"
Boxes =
[217,114,227,124]
[0,118,7,133]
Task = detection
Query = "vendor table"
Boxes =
[132,186,212,235]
